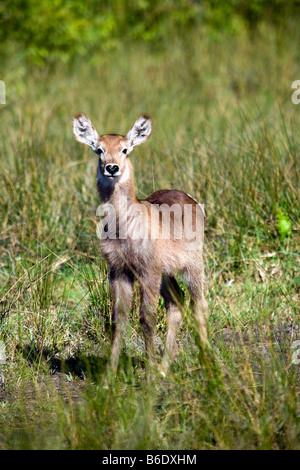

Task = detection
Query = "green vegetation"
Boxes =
[0,1,299,450]
[1,0,300,64]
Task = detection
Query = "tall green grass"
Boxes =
[0,27,299,449]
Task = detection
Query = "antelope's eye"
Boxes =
[97,147,104,156]
[122,148,127,155]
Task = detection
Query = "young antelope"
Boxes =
[73,113,208,375]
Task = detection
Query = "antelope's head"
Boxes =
[73,113,152,184]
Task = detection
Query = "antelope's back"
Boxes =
[145,189,205,233]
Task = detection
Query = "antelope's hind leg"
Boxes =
[109,270,134,373]
[185,266,208,346]
[160,276,184,376]
[139,273,162,366]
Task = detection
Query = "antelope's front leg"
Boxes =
[109,270,134,373]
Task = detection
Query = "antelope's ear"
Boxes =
[73,113,99,151]
[126,114,152,152]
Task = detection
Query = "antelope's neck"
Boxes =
[97,166,138,216]
[110,184,138,217]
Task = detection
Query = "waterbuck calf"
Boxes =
[73,113,208,375]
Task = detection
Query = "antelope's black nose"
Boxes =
[105,164,119,175]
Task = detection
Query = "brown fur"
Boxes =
[73,113,208,375]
